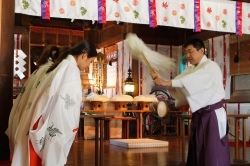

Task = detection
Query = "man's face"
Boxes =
[185,45,204,66]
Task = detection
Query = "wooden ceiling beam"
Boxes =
[186,30,231,41]
[139,36,185,46]
[14,26,28,34]
[96,34,124,49]
[29,16,84,30]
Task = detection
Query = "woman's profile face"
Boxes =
[77,53,96,71]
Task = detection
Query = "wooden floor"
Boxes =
[65,134,250,166]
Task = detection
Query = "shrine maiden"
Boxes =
[151,38,230,166]
[11,40,97,166]
[6,45,59,157]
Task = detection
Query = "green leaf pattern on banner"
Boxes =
[80,7,87,16]
[22,0,29,9]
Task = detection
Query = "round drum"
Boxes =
[157,100,178,118]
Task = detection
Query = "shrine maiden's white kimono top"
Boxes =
[6,61,53,155]
[168,55,227,138]
[11,55,82,166]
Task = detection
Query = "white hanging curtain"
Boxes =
[208,34,231,100]
[115,40,131,96]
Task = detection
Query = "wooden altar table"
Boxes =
[80,110,151,139]
[82,114,114,166]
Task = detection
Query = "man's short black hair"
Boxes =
[183,38,205,51]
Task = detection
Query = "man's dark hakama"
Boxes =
[186,101,230,166]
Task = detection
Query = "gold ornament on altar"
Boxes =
[93,52,107,94]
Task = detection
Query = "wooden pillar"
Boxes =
[21,15,31,77]
[0,0,15,160]
[132,59,138,96]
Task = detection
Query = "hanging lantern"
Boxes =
[124,67,134,96]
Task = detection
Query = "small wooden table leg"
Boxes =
[104,120,110,141]
[122,120,126,138]
[100,119,104,166]
[139,113,143,138]
[180,118,185,165]
[149,123,152,135]
[86,115,114,166]
[136,113,140,138]
[162,118,167,135]
[94,119,99,166]
[242,118,248,162]
[126,120,130,139]
[188,119,191,142]
[234,118,239,161]
[175,117,179,136]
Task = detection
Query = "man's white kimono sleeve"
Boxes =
[168,58,225,112]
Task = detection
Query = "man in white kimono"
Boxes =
[151,38,230,166]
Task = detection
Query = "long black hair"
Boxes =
[46,40,97,73]
[36,45,59,67]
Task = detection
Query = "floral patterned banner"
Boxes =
[106,0,118,22]
[156,0,194,29]
[49,0,98,20]
[201,0,236,33]
[242,2,250,34]
[14,0,250,35]
[106,0,149,24]
[41,0,50,19]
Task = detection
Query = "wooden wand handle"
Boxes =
[140,51,154,73]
